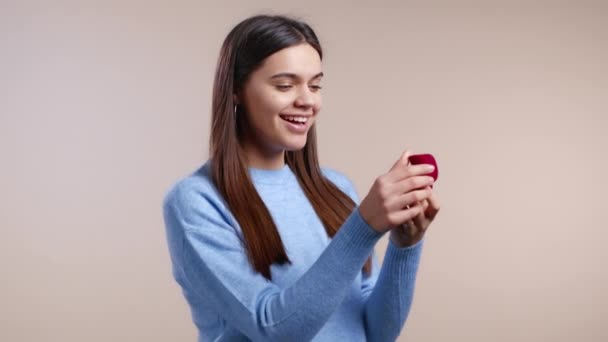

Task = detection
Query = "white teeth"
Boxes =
[281,115,308,123]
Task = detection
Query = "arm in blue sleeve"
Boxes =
[326,169,424,342]
[362,239,423,342]
[162,180,384,342]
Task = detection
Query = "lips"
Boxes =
[280,114,311,134]
[280,112,313,116]
[279,113,313,119]
[279,113,313,127]
[280,116,306,124]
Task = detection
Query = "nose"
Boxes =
[294,86,316,108]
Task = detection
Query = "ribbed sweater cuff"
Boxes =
[331,206,385,264]
[384,238,424,278]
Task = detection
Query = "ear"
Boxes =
[233,92,242,105]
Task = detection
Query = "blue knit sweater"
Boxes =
[162,160,424,341]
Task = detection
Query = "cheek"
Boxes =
[251,91,290,116]
[268,93,294,112]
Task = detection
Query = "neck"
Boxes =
[241,138,285,170]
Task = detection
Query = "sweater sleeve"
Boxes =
[324,168,424,342]
[363,239,424,342]
[162,180,385,342]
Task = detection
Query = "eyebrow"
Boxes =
[269,72,324,81]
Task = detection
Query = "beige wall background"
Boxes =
[1,1,606,341]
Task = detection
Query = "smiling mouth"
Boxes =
[279,114,310,125]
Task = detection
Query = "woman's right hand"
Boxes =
[358,149,436,234]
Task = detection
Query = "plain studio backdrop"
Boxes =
[1,1,606,341]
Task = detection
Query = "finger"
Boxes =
[394,187,432,210]
[402,201,424,234]
[383,175,433,199]
[389,148,412,173]
[412,201,427,230]
[387,163,435,183]
[390,204,423,225]
[425,191,441,221]
[393,175,435,194]
[402,219,417,236]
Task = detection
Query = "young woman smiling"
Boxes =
[162,14,440,342]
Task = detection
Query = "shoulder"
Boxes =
[162,162,230,225]
[320,166,359,202]
[321,166,352,189]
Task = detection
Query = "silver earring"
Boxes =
[234,104,238,115]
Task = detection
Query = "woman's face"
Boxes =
[237,43,323,165]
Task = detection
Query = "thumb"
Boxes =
[389,148,412,172]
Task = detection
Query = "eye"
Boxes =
[276,85,293,91]
[310,85,323,91]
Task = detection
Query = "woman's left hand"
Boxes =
[389,186,441,248]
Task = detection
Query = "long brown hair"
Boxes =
[209,14,372,281]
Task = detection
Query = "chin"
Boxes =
[284,144,307,152]
[283,139,308,152]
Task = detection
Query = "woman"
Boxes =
[162,14,440,342]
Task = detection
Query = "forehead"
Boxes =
[256,43,322,78]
